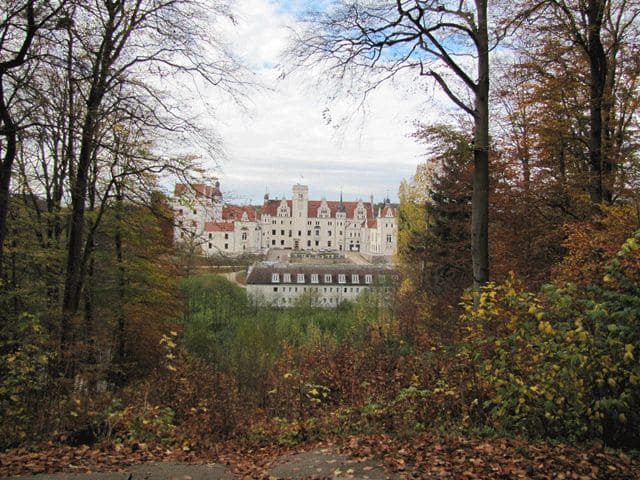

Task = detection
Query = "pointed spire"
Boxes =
[337,188,346,213]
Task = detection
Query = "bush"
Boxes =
[466,231,640,447]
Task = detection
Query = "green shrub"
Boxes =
[466,231,640,447]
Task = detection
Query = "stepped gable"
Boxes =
[261,198,374,219]
[379,205,396,217]
[223,205,257,222]
[306,200,374,219]
[261,199,292,216]
[204,221,234,232]
[174,183,221,199]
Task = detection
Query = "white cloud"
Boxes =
[201,0,449,205]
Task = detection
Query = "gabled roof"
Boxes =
[204,221,234,232]
[175,183,221,199]
[379,206,396,218]
[261,199,293,217]
[223,205,257,222]
[261,199,374,220]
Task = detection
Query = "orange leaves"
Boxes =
[553,205,640,286]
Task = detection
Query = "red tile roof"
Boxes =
[379,206,396,217]
[175,183,221,198]
[261,199,293,217]
[223,205,257,222]
[261,199,374,219]
[204,221,234,232]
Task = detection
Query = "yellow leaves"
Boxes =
[538,321,554,335]
[283,372,293,379]
[623,344,634,363]
[618,413,627,424]
[607,377,616,388]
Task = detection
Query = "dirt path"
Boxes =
[218,271,246,289]
[7,447,395,480]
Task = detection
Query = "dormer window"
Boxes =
[365,274,373,284]
[324,274,332,283]
[352,274,360,284]
[272,273,280,283]
[311,274,319,283]
[283,273,291,283]
[297,274,305,283]
[338,274,346,284]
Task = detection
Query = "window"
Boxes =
[324,274,332,283]
[283,273,291,283]
[315,240,319,246]
[242,232,247,240]
[179,209,183,215]
[224,233,229,239]
[208,243,212,249]
[328,231,332,236]
[193,209,197,215]
[271,239,276,246]
[352,274,359,284]
[273,287,278,292]
[311,274,319,283]
[339,230,342,235]
[288,230,292,237]
[297,274,305,283]
[338,274,346,284]
[328,241,332,247]
[386,234,392,243]
[298,230,302,236]
[272,229,276,235]
[307,240,311,247]
[365,274,373,284]
[281,230,285,235]
[272,273,280,283]
[224,243,228,249]
[307,230,311,236]
[315,229,320,236]
[280,239,285,245]
[208,233,212,239]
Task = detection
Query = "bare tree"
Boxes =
[291,0,493,289]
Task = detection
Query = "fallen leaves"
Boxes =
[0,433,638,479]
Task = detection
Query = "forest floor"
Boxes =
[2,433,639,479]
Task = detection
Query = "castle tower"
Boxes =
[292,183,308,220]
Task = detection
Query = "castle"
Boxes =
[172,182,398,257]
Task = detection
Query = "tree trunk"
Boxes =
[587,0,609,205]
[472,0,490,290]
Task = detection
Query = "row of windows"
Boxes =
[273,286,363,293]
[269,229,342,237]
[271,273,373,284]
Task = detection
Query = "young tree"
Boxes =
[54,0,244,350]
[292,0,493,289]
[0,1,64,279]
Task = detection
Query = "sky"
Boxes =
[202,0,443,206]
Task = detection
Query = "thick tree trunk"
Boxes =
[587,0,609,205]
[61,106,99,350]
[471,0,490,290]
[0,114,15,280]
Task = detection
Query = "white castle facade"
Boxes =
[172,183,398,257]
